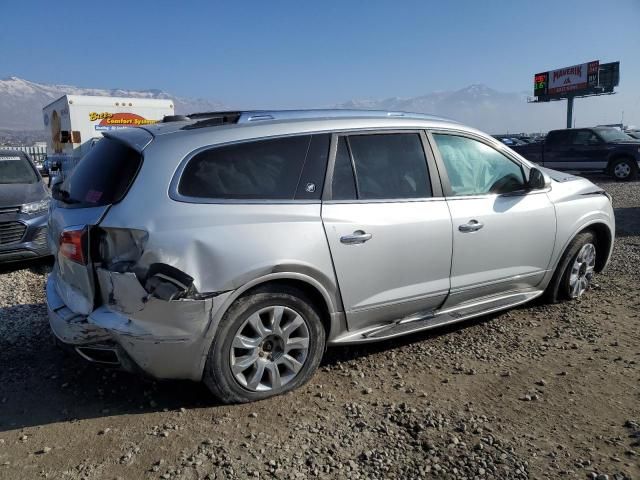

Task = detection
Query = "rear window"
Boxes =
[60,138,142,207]
[0,154,38,184]
[178,135,316,200]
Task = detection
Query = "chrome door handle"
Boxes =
[340,230,373,244]
[458,220,483,232]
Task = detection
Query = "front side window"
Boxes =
[179,135,313,200]
[433,134,526,196]
[572,130,600,146]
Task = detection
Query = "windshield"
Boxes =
[0,154,38,184]
[56,137,143,207]
[595,128,636,142]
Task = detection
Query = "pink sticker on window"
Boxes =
[85,190,103,203]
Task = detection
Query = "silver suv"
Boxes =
[47,110,615,403]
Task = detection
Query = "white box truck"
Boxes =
[42,95,174,178]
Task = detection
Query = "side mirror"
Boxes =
[528,168,550,190]
[50,175,64,196]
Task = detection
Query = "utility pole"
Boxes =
[566,96,574,128]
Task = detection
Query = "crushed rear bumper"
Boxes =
[46,271,231,381]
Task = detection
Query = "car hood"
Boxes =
[0,182,48,207]
[539,167,581,183]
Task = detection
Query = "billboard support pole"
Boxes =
[566,96,574,129]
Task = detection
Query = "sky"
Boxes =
[1,0,639,122]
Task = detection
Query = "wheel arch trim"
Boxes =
[549,219,614,281]
[195,271,341,380]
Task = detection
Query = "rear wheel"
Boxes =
[545,231,597,303]
[203,285,325,403]
[610,157,637,181]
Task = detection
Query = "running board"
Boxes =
[328,290,543,345]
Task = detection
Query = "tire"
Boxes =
[203,285,326,404]
[544,231,597,303]
[609,157,637,181]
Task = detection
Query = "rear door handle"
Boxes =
[458,220,483,232]
[340,230,373,244]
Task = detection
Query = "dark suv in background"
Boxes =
[0,150,51,263]
[512,127,640,180]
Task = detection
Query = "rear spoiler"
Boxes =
[102,128,154,153]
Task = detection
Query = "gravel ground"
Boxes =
[0,175,638,480]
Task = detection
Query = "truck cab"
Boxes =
[512,127,640,181]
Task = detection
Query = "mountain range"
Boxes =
[0,76,617,137]
[0,76,224,132]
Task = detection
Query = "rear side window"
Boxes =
[0,154,38,184]
[330,133,431,200]
[331,137,357,200]
[178,135,319,200]
[61,138,142,207]
[546,131,572,146]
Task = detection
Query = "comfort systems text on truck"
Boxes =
[43,95,174,178]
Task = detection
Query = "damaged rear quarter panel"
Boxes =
[95,268,213,340]
[91,268,234,379]
[91,134,340,379]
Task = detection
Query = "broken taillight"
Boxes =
[59,227,88,265]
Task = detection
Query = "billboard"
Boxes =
[533,60,603,100]
[548,61,598,95]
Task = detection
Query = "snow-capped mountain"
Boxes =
[1,77,576,135]
[0,76,225,131]
[336,84,566,134]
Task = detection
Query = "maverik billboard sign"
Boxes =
[534,61,599,99]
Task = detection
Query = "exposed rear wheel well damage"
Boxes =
[580,223,612,272]
[238,279,332,338]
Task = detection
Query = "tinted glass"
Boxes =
[348,134,431,200]
[179,136,311,200]
[0,154,38,184]
[331,137,357,200]
[60,138,142,207]
[572,130,600,145]
[546,130,572,146]
[294,134,330,200]
[433,134,525,196]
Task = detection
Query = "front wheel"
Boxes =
[545,231,597,303]
[203,285,326,404]
[610,158,637,181]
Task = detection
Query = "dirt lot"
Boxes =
[0,175,638,480]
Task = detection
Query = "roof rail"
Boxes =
[179,109,455,130]
[181,111,242,130]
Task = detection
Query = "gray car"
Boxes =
[46,110,615,403]
[0,150,50,263]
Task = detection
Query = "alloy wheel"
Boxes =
[569,243,596,298]
[230,305,310,392]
